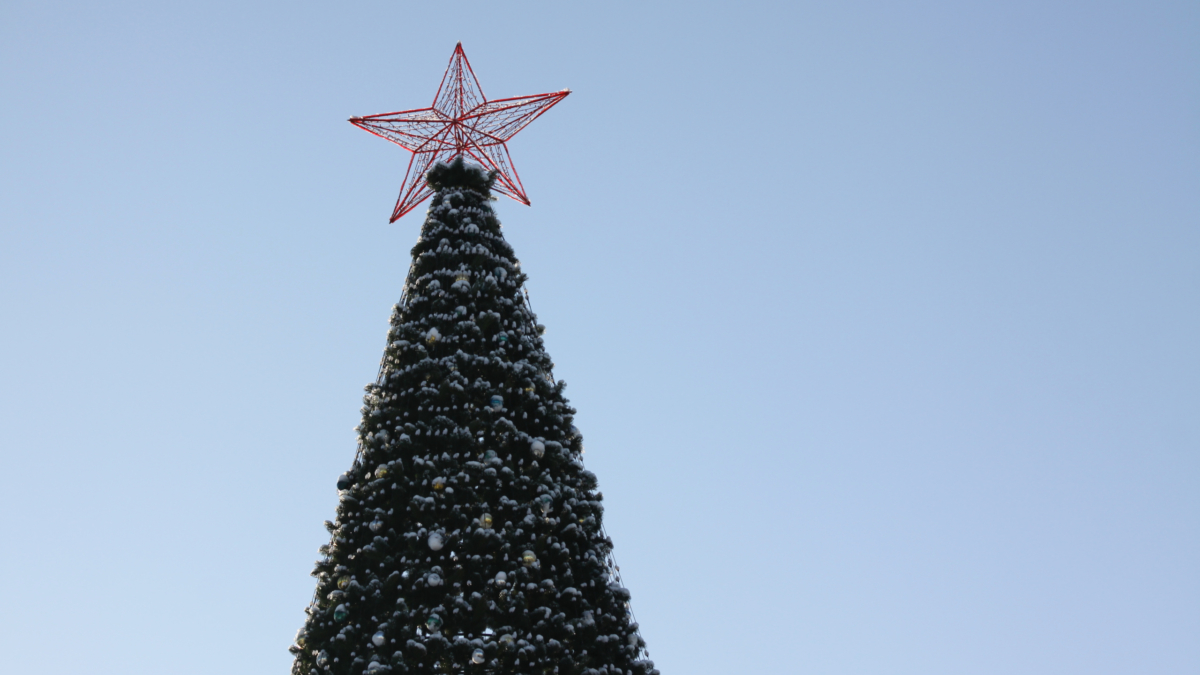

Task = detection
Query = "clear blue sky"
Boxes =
[1,1,1196,673]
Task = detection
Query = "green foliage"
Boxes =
[292,162,656,675]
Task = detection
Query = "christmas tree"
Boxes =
[290,158,658,675]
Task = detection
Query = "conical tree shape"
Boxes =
[292,158,658,675]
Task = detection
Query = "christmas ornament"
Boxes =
[498,333,509,344]
[499,634,515,649]
[479,512,493,528]
[337,473,352,490]
[490,395,504,409]
[349,43,571,222]
[375,464,389,479]
[370,520,384,532]
[433,477,446,490]
[427,327,440,344]
[426,614,443,632]
[373,631,386,647]
[456,306,468,316]
[472,649,485,664]
[494,570,507,586]
[317,651,330,667]
[427,573,443,586]
[337,575,351,590]
[537,494,552,515]
[428,532,445,551]
[530,439,545,458]
[483,450,498,461]
[334,604,349,622]
[522,550,537,567]
[294,629,307,648]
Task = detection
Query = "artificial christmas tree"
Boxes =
[292,45,657,675]
[291,159,657,675]
[291,46,658,673]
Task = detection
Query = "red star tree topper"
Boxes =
[350,44,570,222]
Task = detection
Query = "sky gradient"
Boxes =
[1,1,1197,673]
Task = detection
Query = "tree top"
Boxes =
[426,156,498,195]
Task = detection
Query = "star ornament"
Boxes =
[350,44,570,222]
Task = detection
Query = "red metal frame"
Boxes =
[350,43,570,222]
